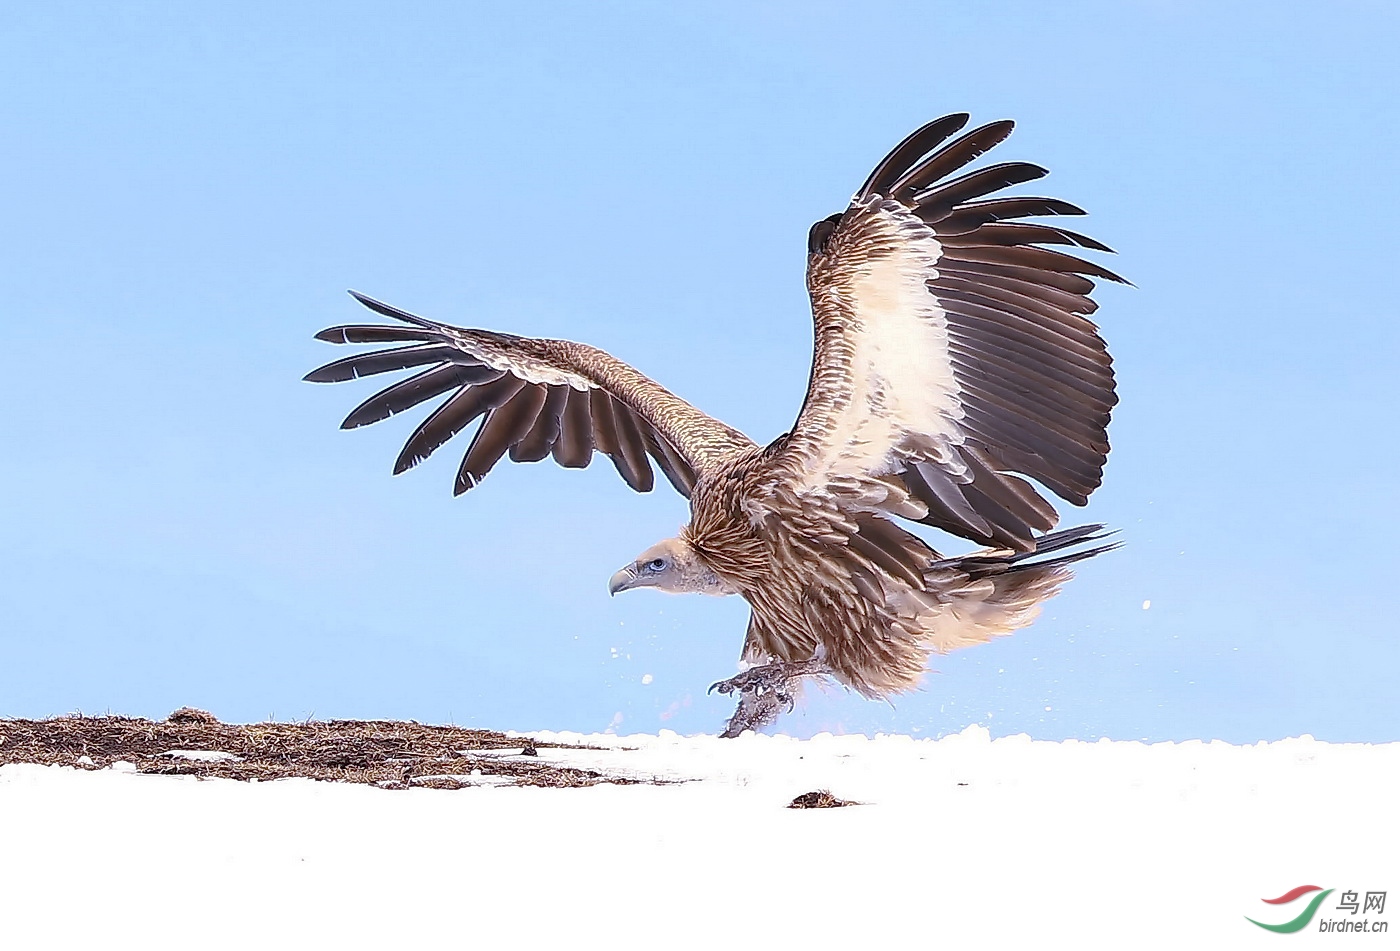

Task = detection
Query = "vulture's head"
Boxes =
[608,537,734,597]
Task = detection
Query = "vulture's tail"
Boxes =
[815,523,1119,695]
[933,523,1121,578]
[913,524,1118,656]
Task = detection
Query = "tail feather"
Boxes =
[1010,523,1118,561]
[915,523,1117,655]
[934,523,1121,578]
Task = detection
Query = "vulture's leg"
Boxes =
[710,658,831,738]
[719,688,787,739]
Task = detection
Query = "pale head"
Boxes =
[608,536,735,597]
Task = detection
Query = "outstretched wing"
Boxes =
[305,292,753,497]
[776,113,1123,551]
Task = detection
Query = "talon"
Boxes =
[710,670,757,696]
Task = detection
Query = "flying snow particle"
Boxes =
[641,674,654,685]
[1142,599,1151,610]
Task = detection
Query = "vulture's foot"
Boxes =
[710,659,830,738]
[719,688,788,738]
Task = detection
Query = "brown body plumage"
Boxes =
[306,113,1122,714]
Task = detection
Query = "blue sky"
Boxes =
[2,1,1396,741]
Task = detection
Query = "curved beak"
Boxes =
[608,566,637,597]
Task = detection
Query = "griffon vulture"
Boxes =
[306,113,1122,736]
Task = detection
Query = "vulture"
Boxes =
[306,113,1122,736]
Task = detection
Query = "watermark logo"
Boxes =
[1247,886,1333,933]
[1247,885,1388,935]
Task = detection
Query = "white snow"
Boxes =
[2,726,1396,949]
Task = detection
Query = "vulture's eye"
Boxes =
[647,558,667,572]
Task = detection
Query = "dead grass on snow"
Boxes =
[0,708,638,789]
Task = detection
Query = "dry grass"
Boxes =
[0,708,639,789]
[787,789,858,808]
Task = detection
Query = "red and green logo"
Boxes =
[1246,885,1334,933]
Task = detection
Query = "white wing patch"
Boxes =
[796,201,966,495]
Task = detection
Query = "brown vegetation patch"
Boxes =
[787,789,858,809]
[0,709,642,789]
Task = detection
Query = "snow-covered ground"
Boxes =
[3,726,1396,949]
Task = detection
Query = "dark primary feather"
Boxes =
[856,113,969,200]
[912,162,1050,219]
[888,120,1015,200]
[345,290,442,329]
[342,364,492,429]
[938,257,1098,296]
[922,196,1088,232]
[943,244,1127,284]
[394,373,518,475]
[304,343,467,384]
[314,325,443,345]
[940,222,1114,253]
